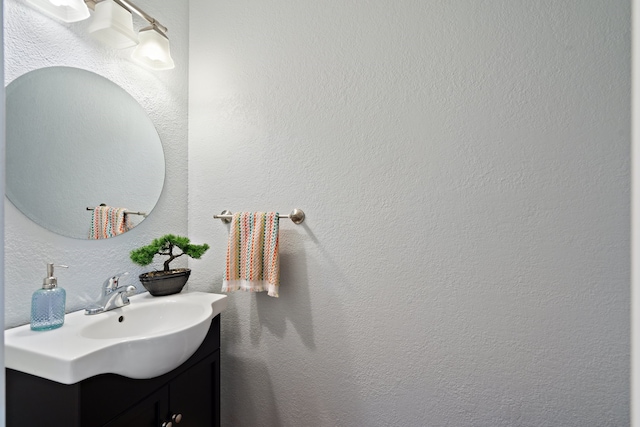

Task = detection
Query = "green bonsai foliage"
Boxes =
[130,234,210,272]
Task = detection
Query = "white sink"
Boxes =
[5,291,227,385]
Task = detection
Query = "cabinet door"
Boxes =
[6,369,81,427]
[169,351,220,427]
[104,386,169,427]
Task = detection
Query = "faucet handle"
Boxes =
[103,272,130,292]
[120,285,137,305]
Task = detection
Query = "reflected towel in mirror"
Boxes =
[89,206,132,239]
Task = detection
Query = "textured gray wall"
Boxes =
[4,0,189,328]
[189,1,630,425]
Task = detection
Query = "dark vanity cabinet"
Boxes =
[6,316,221,427]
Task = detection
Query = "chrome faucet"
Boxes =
[85,272,137,315]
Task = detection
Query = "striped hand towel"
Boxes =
[89,206,132,239]
[222,212,280,297]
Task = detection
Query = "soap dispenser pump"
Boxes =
[31,263,68,331]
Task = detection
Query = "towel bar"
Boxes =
[214,209,305,224]
[86,206,147,217]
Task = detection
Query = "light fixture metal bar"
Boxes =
[84,0,168,34]
[113,0,168,33]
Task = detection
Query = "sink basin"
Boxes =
[5,291,227,384]
[80,298,207,340]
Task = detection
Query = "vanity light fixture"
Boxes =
[110,0,175,70]
[26,0,90,23]
[28,0,174,70]
[86,0,174,70]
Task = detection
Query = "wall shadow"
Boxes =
[219,218,367,424]
[220,353,282,427]
[251,229,316,349]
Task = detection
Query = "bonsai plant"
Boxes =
[130,234,210,296]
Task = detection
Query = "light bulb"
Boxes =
[27,0,90,22]
[131,27,175,70]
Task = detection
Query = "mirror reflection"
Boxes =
[6,66,165,239]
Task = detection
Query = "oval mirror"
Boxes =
[6,67,165,239]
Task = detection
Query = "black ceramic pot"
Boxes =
[139,268,191,296]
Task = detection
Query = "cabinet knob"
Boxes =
[161,422,173,427]
[172,413,183,423]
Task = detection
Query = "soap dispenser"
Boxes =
[31,263,68,331]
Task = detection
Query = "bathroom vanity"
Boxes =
[5,292,227,427]
[7,315,220,427]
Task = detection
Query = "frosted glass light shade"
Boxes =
[27,0,90,22]
[131,28,175,70]
[88,0,138,49]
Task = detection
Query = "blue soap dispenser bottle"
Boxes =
[31,263,68,331]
